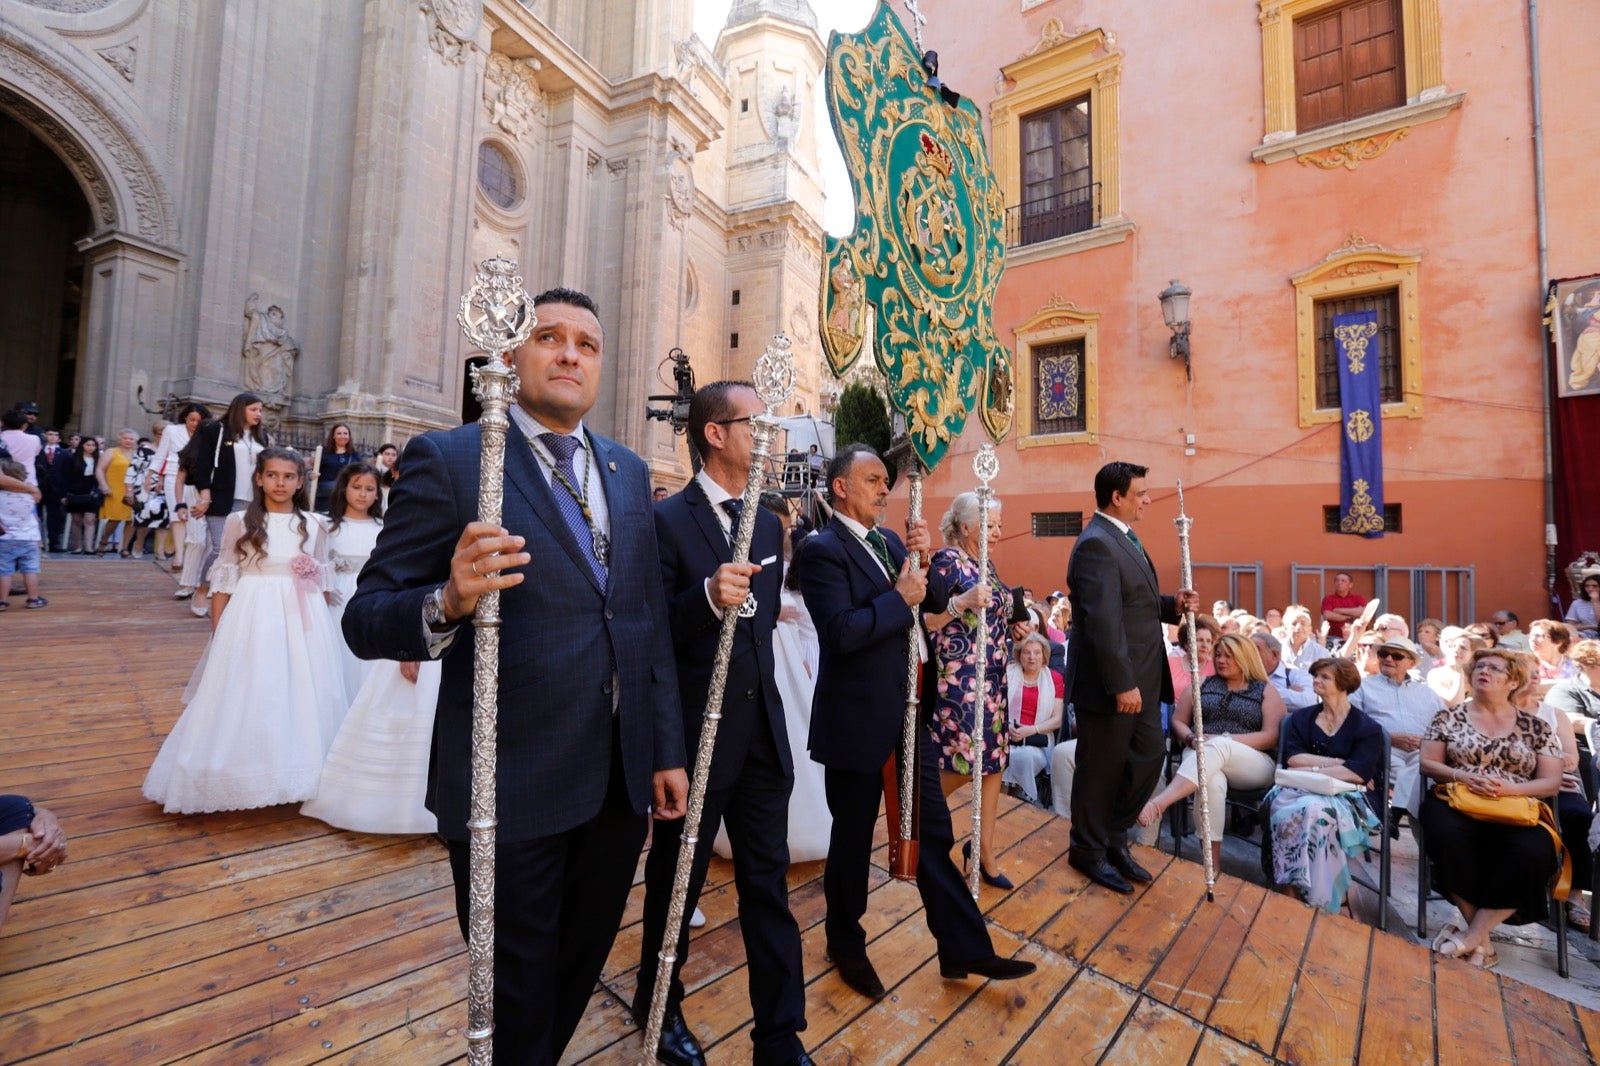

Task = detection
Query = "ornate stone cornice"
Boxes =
[1295,129,1408,171]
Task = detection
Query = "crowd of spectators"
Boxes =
[983,569,1600,962]
[0,397,402,620]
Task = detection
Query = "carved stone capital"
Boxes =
[484,53,544,140]
[420,0,481,66]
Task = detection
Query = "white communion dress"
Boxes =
[715,585,832,862]
[301,658,440,834]
[143,511,350,813]
[323,516,382,699]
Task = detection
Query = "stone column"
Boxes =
[75,231,182,435]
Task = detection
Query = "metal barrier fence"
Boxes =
[1289,563,1476,627]
[1193,561,1265,618]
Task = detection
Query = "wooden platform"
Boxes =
[5,557,1600,1064]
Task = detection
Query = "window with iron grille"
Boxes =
[1313,288,1401,410]
[1032,512,1084,538]
[1032,338,1087,435]
[476,142,519,210]
[1323,503,1402,533]
[1017,95,1095,245]
[1294,0,1404,133]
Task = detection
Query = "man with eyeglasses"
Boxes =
[1490,610,1531,651]
[1351,635,1446,830]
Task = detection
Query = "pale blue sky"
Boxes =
[692,0,878,234]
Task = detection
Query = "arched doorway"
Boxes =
[0,111,91,432]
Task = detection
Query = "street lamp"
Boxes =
[1159,278,1192,373]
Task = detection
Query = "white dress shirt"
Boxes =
[1268,662,1319,710]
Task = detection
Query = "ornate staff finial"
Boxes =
[458,255,536,358]
[973,441,999,487]
[753,333,797,414]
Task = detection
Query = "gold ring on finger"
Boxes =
[471,560,483,577]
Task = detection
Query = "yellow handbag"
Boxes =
[1433,782,1572,901]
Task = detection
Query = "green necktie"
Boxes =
[865,527,896,577]
[1125,526,1147,558]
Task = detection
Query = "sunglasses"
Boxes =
[1375,649,1412,662]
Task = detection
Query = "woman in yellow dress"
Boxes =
[96,429,138,554]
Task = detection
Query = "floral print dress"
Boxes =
[927,547,1010,775]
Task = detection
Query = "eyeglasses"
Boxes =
[1474,662,1510,675]
[1375,649,1412,662]
[712,416,753,427]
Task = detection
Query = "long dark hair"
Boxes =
[235,446,312,565]
[326,460,384,532]
[75,436,99,461]
[222,392,270,446]
[175,402,209,427]
[322,422,356,456]
[177,416,218,475]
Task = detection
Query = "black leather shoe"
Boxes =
[1068,853,1135,895]
[1106,846,1153,884]
[940,954,1038,980]
[830,950,887,999]
[651,1012,707,1066]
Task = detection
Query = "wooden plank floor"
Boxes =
[4,557,1600,1064]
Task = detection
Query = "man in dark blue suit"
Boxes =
[797,443,1035,1000]
[635,381,810,1066]
[1064,461,1199,894]
[343,289,689,1066]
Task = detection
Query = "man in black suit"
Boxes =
[343,288,689,1065]
[798,443,1035,1000]
[635,381,810,1066]
[1064,461,1199,894]
[39,429,67,552]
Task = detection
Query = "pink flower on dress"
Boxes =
[290,553,322,595]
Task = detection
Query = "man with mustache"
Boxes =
[798,443,1035,1001]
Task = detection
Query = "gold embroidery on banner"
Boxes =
[1345,409,1375,443]
[1340,479,1385,534]
[1334,320,1378,373]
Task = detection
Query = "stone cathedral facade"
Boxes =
[0,0,827,483]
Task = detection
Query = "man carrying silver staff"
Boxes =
[635,381,811,1066]
[1065,461,1200,895]
[798,443,1036,1001]
[344,288,689,1065]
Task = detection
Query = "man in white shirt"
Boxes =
[1351,636,1445,820]
[1491,610,1531,651]
[1252,632,1318,711]
[1280,605,1329,670]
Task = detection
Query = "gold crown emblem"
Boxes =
[920,132,954,178]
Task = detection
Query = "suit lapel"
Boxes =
[502,417,604,594]
[1095,513,1158,593]
[830,516,892,589]
[685,479,734,565]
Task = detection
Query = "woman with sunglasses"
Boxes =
[1419,649,1563,968]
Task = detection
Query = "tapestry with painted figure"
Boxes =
[817,0,1012,469]
[1334,309,1385,537]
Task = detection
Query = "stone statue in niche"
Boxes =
[766,83,801,144]
[241,294,300,407]
[484,54,544,141]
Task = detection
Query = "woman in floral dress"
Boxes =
[924,491,1016,889]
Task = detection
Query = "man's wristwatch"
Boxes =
[423,584,453,632]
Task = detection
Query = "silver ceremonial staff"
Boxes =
[640,335,796,1065]
[1173,480,1215,901]
[967,443,998,900]
[893,459,926,880]
[456,256,537,1065]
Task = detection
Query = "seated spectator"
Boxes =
[1353,632,1383,676]
[1466,621,1499,648]
[1253,631,1318,711]
[1565,576,1600,640]
[1167,614,1219,697]
[1427,626,1477,708]
[1416,618,1446,670]
[1137,634,1287,871]
[1045,598,1069,644]
[1547,639,1600,722]
[1321,571,1367,631]
[1529,619,1577,685]
[1241,616,1272,638]
[1372,613,1410,640]
[1352,636,1446,821]
[2,795,67,931]
[1212,599,1232,620]
[1510,652,1593,931]
[1001,634,1063,807]
[1217,613,1241,636]
[1264,658,1385,913]
[1491,610,1530,651]
[1264,607,1284,632]
[1419,649,1563,968]
[1282,605,1330,671]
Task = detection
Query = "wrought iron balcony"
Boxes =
[1004,184,1101,247]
